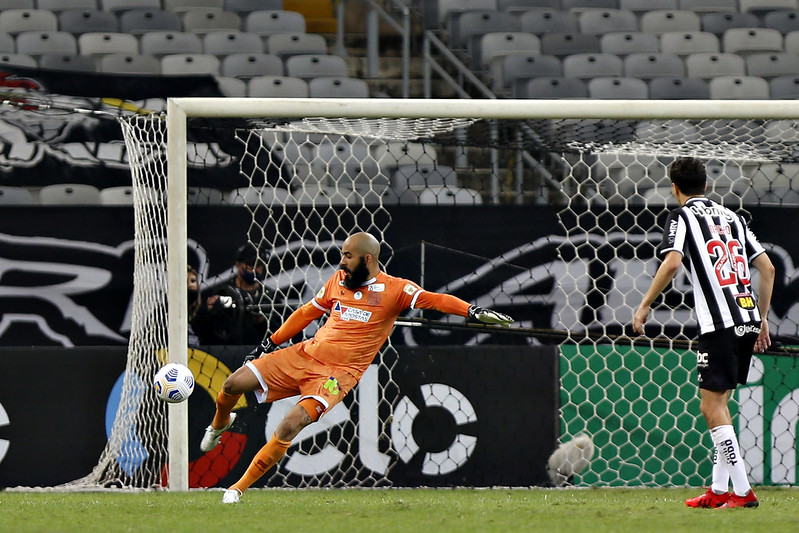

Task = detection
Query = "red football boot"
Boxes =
[685,488,731,508]
[720,489,759,508]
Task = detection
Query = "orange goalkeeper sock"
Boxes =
[229,434,291,493]
[211,390,240,430]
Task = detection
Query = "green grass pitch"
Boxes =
[1,487,798,533]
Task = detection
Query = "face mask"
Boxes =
[241,270,256,284]
[187,288,199,307]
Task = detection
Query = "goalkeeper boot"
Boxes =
[720,489,758,509]
[222,488,242,504]
[200,412,237,452]
[685,488,730,508]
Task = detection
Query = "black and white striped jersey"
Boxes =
[658,196,766,335]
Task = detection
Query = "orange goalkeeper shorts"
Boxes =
[245,341,358,413]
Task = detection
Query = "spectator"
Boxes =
[191,243,273,346]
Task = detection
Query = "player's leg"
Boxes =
[199,363,263,452]
[222,361,358,503]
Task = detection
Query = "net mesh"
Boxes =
[61,108,799,490]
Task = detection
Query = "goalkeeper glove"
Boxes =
[468,305,514,327]
[244,336,278,363]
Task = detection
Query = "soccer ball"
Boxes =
[546,434,595,487]
[153,363,195,403]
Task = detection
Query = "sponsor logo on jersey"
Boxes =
[735,324,761,337]
[368,283,385,292]
[333,301,372,322]
[403,284,418,296]
[316,286,325,298]
[697,351,709,368]
[667,219,679,244]
[735,294,755,310]
[323,377,340,396]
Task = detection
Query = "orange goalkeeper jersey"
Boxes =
[270,270,471,379]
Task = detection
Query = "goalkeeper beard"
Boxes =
[341,257,371,289]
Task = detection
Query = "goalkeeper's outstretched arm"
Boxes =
[414,291,514,327]
[246,301,326,361]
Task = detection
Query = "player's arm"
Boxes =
[413,291,514,326]
[632,250,683,335]
[752,252,775,353]
[245,300,327,362]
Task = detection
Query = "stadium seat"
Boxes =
[418,186,482,205]
[119,9,181,35]
[99,186,135,205]
[678,0,737,14]
[769,74,799,97]
[0,9,57,35]
[763,9,799,34]
[624,52,685,79]
[685,51,745,78]
[308,76,369,98]
[648,76,710,98]
[225,0,284,13]
[285,54,347,80]
[499,0,561,9]
[519,9,578,35]
[0,0,33,8]
[266,32,326,59]
[436,0,498,30]
[0,186,34,205]
[58,9,119,34]
[78,32,138,56]
[164,0,225,13]
[762,120,799,142]
[160,53,220,75]
[100,0,160,12]
[784,29,799,52]
[98,53,161,74]
[15,31,77,57]
[722,28,783,55]
[291,184,350,206]
[182,9,241,33]
[390,165,457,192]
[600,32,660,55]
[562,52,624,79]
[0,32,13,53]
[245,10,305,35]
[701,12,761,35]
[0,52,36,67]
[491,52,562,94]
[640,10,702,34]
[38,0,98,11]
[187,187,225,205]
[450,10,521,49]
[739,0,799,16]
[215,75,247,96]
[38,53,95,71]
[140,31,203,56]
[621,0,678,13]
[39,184,101,205]
[588,76,648,98]
[520,76,588,98]
[227,186,296,206]
[659,30,720,56]
[221,52,282,77]
[247,75,308,97]
[578,9,638,35]
[708,75,769,98]
[541,33,601,56]
[562,0,618,10]
[746,52,799,78]
[474,31,540,68]
[203,30,263,55]
[373,142,438,172]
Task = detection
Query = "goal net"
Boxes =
[67,98,799,490]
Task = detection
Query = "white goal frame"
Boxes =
[164,98,799,490]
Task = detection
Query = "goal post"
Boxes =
[67,97,799,492]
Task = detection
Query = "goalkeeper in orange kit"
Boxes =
[200,231,513,503]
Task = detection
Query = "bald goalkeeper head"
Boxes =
[339,232,381,289]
